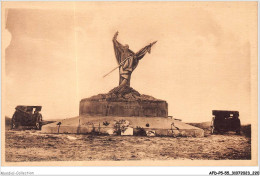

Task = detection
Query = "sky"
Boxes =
[2,2,257,124]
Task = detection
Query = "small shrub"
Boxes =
[135,126,146,136]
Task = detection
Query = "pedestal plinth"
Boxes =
[79,86,168,117]
[80,99,168,117]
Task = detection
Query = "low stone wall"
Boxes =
[41,116,204,138]
[42,125,204,137]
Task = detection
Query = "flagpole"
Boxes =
[103,56,131,78]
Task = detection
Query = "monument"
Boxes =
[80,32,168,118]
[42,32,204,137]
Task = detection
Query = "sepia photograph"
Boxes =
[1,1,258,169]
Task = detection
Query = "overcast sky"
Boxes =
[3,2,257,124]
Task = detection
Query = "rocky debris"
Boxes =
[67,136,77,140]
[85,86,163,102]
[146,130,156,137]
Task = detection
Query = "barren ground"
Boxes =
[5,129,251,162]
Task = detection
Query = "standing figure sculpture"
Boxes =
[112,31,157,92]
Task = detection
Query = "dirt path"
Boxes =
[5,130,251,162]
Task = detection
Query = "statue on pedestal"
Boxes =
[80,32,167,118]
[110,31,157,93]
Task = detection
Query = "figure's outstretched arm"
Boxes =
[135,41,157,60]
[113,31,124,51]
[113,31,124,64]
[113,31,119,41]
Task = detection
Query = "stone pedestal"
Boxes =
[79,86,168,117]
[79,99,168,117]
